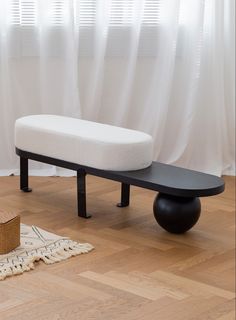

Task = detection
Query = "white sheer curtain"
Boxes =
[0,0,235,176]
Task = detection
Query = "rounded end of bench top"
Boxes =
[15,114,153,171]
[112,161,225,197]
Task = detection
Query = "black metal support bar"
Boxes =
[20,157,32,192]
[77,169,91,219]
[117,183,130,207]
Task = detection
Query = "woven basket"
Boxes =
[0,210,20,254]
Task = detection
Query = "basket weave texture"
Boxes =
[0,210,20,254]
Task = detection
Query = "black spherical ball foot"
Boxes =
[153,193,201,234]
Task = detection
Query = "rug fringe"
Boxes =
[0,240,94,280]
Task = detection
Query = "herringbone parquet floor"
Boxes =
[0,175,235,320]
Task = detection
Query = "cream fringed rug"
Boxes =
[0,224,94,280]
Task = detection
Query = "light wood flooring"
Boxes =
[0,175,235,320]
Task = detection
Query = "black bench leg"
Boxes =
[20,157,32,192]
[117,183,130,207]
[153,193,201,233]
[77,170,91,219]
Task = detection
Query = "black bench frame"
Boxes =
[16,147,225,234]
[17,148,132,219]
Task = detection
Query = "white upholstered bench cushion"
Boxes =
[15,115,153,171]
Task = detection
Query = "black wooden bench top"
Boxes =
[16,148,226,232]
[108,162,225,198]
[16,148,225,198]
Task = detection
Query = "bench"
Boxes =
[15,115,225,234]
